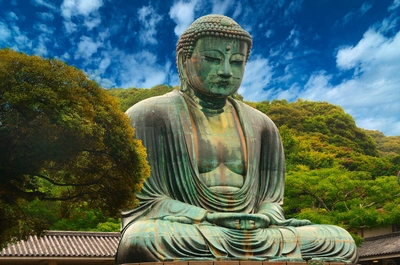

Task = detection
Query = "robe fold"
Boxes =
[115,90,358,264]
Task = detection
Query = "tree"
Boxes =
[108,84,175,112]
[284,167,400,243]
[0,49,150,248]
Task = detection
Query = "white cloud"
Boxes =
[232,2,242,19]
[61,0,103,18]
[299,29,400,135]
[99,55,111,72]
[0,22,12,45]
[377,12,400,33]
[336,1,373,26]
[0,20,32,51]
[33,41,48,56]
[336,30,386,70]
[61,0,104,33]
[63,21,77,34]
[34,23,54,35]
[388,0,400,11]
[36,12,54,21]
[6,12,19,21]
[169,0,199,37]
[32,23,55,56]
[284,0,303,19]
[61,52,70,60]
[265,29,274,38]
[287,27,300,47]
[137,6,163,45]
[118,50,171,88]
[84,48,177,89]
[274,83,301,101]
[74,35,102,60]
[239,55,274,101]
[76,47,174,89]
[87,68,115,88]
[359,2,373,15]
[210,0,233,14]
[30,0,57,10]
[83,16,101,30]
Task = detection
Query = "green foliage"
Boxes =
[285,168,400,233]
[251,99,400,177]
[94,219,120,232]
[249,99,378,157]
[108,84,175,112]
[365,130,400,158]
[50,205,120,232]
[250,98,400,237]
[0,49,150,248]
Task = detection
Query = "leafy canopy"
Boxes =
[108,84,175,112]
[0,49,150,248]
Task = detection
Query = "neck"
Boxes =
[187,88,227,114]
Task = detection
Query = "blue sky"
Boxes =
[1,0,399,136]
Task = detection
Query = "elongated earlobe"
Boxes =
[180,78,188,92]
[178,51,188,92]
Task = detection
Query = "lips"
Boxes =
[211,76,232,86]
[215,80,231,86]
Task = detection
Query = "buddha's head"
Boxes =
[176,15,252,98]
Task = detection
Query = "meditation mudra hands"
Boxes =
[206,212,270,230]
[162,212,312,230]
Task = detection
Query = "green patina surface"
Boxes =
[115,14,358,264]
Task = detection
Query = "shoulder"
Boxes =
[125,90,183,121]
[232,99,277,129]
[126,90,181,114]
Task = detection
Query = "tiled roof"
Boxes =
[358,232,400,258]
[0,230,120,258]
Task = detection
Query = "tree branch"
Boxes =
[32,173,105,187]
[303,188,331,212]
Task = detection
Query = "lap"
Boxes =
[116,220,357,263]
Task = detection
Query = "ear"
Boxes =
[177,50,188,92]
[177,49,187,80]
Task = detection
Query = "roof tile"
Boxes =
[358,232,400,257]
[0,231,120,258]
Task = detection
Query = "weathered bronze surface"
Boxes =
[115,14,358,264]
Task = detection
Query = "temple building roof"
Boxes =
[358,231,400,260]
[0,230,119,259]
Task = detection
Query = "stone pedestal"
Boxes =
[120,261,352,265]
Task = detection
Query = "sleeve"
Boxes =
[121,95,208,229]
[254,112,287,224]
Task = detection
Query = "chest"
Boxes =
[189,105,247,175]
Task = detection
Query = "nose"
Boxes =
[217,57,232,78]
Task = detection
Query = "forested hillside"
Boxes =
[109,86,400,243]
[108,85,175,111]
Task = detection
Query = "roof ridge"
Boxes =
[43,230,120,237]
[363,231,400,241]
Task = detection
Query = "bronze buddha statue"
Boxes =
[115,14,358,264]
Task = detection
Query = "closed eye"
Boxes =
[230,54,245,64]
[203,56,221,62]
[201,51,223,63]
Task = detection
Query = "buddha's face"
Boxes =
[185,36,248,98]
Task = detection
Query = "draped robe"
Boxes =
[115,90,358,264]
